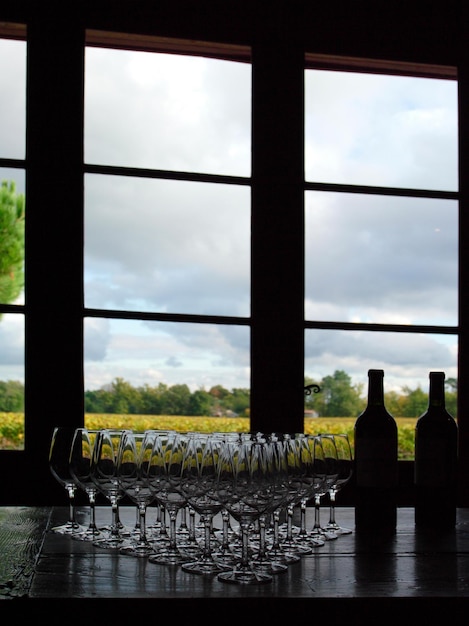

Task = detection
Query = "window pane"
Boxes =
[85,46,251,177]
[84,174,250,316]
[305,192,458,326]
[0,313,25,450]
[84,318,250,413]
[305,328,457,414]
[0,38,26,160]
[305,70,458,191]
[0,169,25,306]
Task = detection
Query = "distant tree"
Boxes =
[0,380,24,412]
[313,370,364,417]
[188,388,213,416]
[108,377,142,413]
[225,388,250,416]
[0,181,25,311]
[399,385,429,417]
[139,382,165,414]
[160,383,191,415]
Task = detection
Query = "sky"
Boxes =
[0,38,459,397]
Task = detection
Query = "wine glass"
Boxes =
[48,426,85,535]
[180,432,232,575]
[250,433,295,575]
[309,434,339,542]
[216,433,278,585]
[69,427,103,541]
[146,431,192,565]
[323,433,353,535]
[117,430,157,557]
[90,428,130,549]
[274,433,315,557]
[294,433,325,548]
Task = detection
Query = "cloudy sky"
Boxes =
[0,38,459,397]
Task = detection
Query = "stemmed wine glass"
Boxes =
[215,433,279,585]
[309,434,339,542]
[48,426,85,535]
[117,429,157,557]
[323,433,353,535]
[146,431,192,565]
[90,428,130,549]
[69,427,103,541]
[250,433,295,575]
[180,432,232,575]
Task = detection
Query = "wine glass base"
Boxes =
[71,527,104,542]
[148,550,192,565]
[119,543,156,557]
[324,524,352,535]
[250,558,289,575]
[217,567,273,585]
[51,522,85,535]
[92,535,125,549]
[182,559,232,575]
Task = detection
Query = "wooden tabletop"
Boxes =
[2,505,469,619]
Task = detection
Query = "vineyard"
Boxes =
[0,412,417,459]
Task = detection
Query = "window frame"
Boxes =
[0,2,468,506]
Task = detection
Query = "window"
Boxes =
[0,4,467,505]
[304,67,458,428]
[83,42,251,413]
[0,31,26,448]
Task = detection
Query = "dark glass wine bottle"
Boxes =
[354,369,398,534]
[414,371,458,528]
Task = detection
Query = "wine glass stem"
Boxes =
[299,498,308,536]
[66,484,78,526]
[168,509,178,550]
[139,503,148,542]
[203,514,214,557]
[240,521,251,568]
[314,494,321,530]
[328,489,337,525]
[287,503,294,541]
[88,490,99,531]
[110,498,120,537]
[258,514,267,559]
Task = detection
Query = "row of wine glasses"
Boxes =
[49,427,353,585]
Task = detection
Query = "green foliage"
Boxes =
[0,180,25,307]
[84,378,251,417]
[0,412,25,449]
[0,380,24,412]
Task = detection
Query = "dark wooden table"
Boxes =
[2,505,469,620]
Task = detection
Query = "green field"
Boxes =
[0,412,417,459]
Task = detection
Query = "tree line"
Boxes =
[0,370,458,417]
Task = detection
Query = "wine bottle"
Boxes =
[354,369,398,534]
[414,371,458,528]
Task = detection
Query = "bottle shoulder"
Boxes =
[355,407,397,433]
[415,413,458,437]
[416,408,458,430]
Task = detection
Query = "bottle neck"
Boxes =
[429,372,446,409]
[367,370,385,407]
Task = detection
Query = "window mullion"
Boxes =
[250,36,305,434]
[25,13,85,495]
